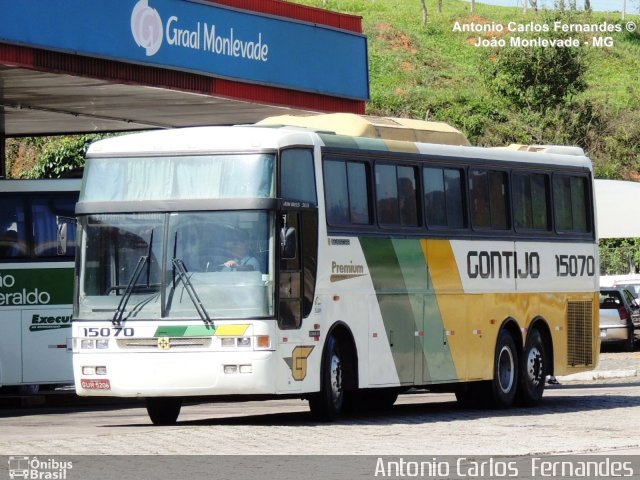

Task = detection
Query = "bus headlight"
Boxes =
[219,335,272,350]
[79,339,110,349]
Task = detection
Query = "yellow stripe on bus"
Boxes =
[214,324,250,336]
[422,239,598,380]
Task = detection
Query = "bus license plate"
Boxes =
[81,379,111,390]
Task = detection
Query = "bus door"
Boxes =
[276,208,318,391]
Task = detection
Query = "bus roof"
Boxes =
[86,116,592,170]
[256,113,471,146]
[493,144,586,156]
[0,178,80,192]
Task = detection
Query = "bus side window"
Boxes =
[424,167,466,229]
[280,149,317,204]
[323,159,371,226]
[32,195,77,258]
[469,169,510,230]
[512,172,550,231]
[375,163,419,227]
[0,197,28,258]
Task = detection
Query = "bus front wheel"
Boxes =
[309,335,348,421]
[146,397,182,425]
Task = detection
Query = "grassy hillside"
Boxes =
[292,0,640,180]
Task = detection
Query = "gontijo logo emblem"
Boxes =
[131,0,163,56]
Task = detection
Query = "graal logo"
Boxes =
[131,0,163,56]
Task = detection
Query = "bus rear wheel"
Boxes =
[146,397,182,425]
[489,330,518,408]
[309,334,349,421]
[516,329,547,406]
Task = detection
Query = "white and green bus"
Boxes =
[0,179,79,391]
[72,114,598,424]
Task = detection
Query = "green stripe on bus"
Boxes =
[354,137,389,151]
[393,239,457,382]
[154,325,216,337]
[318,133,360,149]
[360,238,457,385]
[360,237,416,384]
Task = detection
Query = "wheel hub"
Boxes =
[498,345,515,394]
[526,347,543,386]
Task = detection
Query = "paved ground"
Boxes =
[0,350,638,458]
[1,351,640,456]
[559,350,640,383]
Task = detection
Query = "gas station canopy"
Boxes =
[0,0,368,136]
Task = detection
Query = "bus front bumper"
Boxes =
[73,350,278,397]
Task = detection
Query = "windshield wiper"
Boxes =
[112,229,154,326]
[172,258,212,324]
[112,255,148,326]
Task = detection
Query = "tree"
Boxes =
[25,134,106,179]
[483,20,587,113]
[420,0,428,24]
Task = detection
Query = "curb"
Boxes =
[558,369,639,382]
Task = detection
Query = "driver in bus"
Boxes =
[223,237,260,271]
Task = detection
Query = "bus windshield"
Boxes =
[81,153,275,202]
[78,211,274,321]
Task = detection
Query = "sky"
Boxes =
[471,1,637,12]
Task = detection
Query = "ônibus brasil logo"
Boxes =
[131,0,163,56]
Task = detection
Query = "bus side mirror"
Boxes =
[281,227,297,260]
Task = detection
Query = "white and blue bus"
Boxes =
[72,114,598,423]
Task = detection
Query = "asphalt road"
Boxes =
[1,380,640,456]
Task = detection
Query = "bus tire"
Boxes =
[489,329,518,408]
[309,335,347,421]
[146,397,182,425]
[516,329,547,406]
